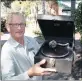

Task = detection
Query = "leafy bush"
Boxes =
[74,2,82,34]
[74,1,82,43]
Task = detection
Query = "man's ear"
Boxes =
[5,23,10,32]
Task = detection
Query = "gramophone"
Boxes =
[34,15,75,74]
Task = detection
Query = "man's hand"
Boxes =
[27,59,56,77]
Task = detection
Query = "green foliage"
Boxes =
[23,2,31,16]
[33,30,42,37]
[74,2,82,33]
[74,1,82,43]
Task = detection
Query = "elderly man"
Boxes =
[1,12,56,80]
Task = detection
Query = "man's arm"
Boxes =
[1,48,56,80]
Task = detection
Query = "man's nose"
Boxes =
[17,25,21,29]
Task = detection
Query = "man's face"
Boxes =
[7,14,25,39]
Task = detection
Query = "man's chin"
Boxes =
[16,34,24,38]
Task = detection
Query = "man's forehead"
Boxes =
[12,14,25,20]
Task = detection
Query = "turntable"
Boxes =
[34,15,75,74]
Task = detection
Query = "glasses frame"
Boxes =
[8,23,26,28]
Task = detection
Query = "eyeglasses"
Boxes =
[8,23,26,28]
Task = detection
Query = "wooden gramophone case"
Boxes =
[34,15,75,74]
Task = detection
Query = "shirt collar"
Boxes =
[8,36,30,47]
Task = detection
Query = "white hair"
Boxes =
[6,12,26,24]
